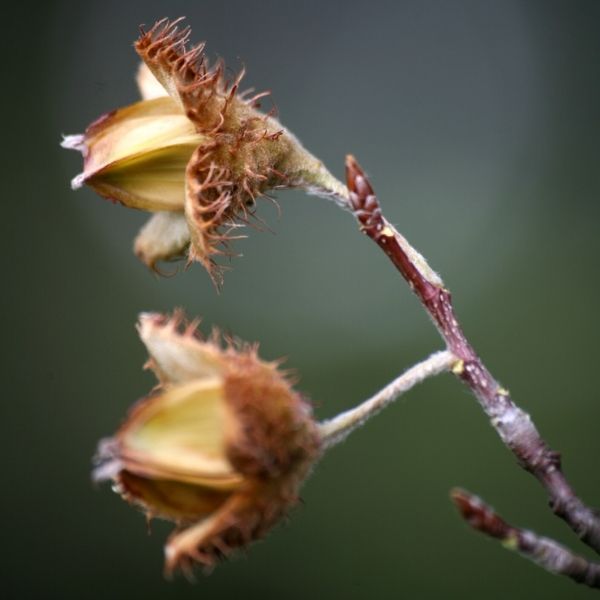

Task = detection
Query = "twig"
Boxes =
[451,489,600,588]
[343,155,600,556]
[319,350,455,448]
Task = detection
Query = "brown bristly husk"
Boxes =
[136,18,299,285]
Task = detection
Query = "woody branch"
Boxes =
[451,489,600,588]
[338,154,600,584]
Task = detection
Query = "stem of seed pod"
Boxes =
[319,350,455,448]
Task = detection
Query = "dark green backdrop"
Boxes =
[5,1,600,598]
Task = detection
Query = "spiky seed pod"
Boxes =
[62,17,347,285]
[93,312,321,575]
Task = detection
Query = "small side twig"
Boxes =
[319,350,454,448]
[343,155,600,564]
[451,489,600,588]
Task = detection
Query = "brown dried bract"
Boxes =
[64,17,346,283]
[94,311,321,575]
[136,19,291,284]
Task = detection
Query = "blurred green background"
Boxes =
[5,0,600,597]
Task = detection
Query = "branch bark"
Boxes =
[451,488,600,588]
[343,155,600,560]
